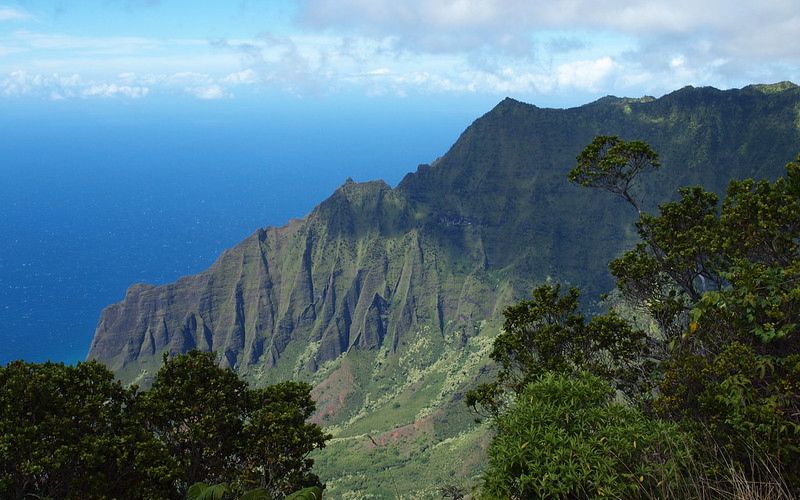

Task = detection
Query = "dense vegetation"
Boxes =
[482,372,690,498]
[470,138,800,498]
[0,351,328,499]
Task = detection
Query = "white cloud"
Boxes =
[221,69,258,84]
[0,70,153,99]
[0,6,30,22]
[1,70,80,96]
[0,29,247,101]
[0,1,797,102]
[298,0,799,51]
[186,84,228,99]
[296,0,800,96]
[10,31,163,54]
[365,68,391,76]
[424,0,500,27]
[0,44,26,56]
[81,83,149,98]
[0,66,249,101]
[211,33,628,96]
[555,57,616,92]
[0,31,242,79]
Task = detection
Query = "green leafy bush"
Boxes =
[481,372,689,499]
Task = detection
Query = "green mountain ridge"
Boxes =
[88,83,800,497]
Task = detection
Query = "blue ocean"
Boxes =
[0,95,486,364]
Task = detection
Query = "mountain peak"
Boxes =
[487,96,533,115]
[745,81,798,94]
[496,96,520,105]
[333,178,390,196]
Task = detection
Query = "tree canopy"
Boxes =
[0,360,158,499]
[466,284,650,416]
[473,143,800,497]
[0,351,329,499]
[568,135,660,214]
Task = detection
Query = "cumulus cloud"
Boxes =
[0,70,155,99]
[295,0,800,95]
[213,34,335,95]
[297,0,799,58]
[0,62,267,100]
[221,68,258,85]
[0,27,252,100]
[1,1,797,102]
[555,57,616,92]
[1,70,81,97]
[209,32,633,97]
[3,63,272,100]
[81,83,149,98]
[186,84,228,99]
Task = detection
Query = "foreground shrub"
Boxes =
[481,372,690,499]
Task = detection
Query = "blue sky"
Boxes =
[2,0,798,107]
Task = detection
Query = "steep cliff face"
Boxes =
[88,83,800,496]
[91,178,500,387]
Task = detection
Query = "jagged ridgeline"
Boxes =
[89,83,800,496]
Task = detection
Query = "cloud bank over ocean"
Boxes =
[0,1,797,103]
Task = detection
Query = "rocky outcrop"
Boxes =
[90,180,499,382]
